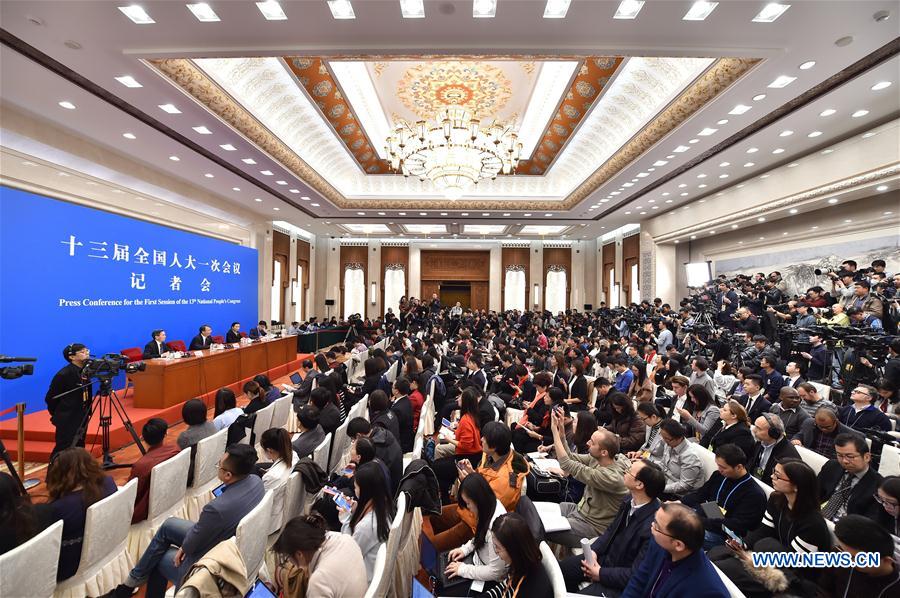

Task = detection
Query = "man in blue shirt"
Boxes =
[759,355,785,404]
[613,357,634,393]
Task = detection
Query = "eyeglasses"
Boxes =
[771,470,791,482]
[217,465,233,475]
[651,520,676,539]
[874,494,899,508]
[835,453,862,461]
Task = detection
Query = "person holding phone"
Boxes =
[336,462,394,583]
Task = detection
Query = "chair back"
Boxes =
[585,376,597,409]
[363,543,389,598]
[754,477,774,498]
[379,493,405,596]
[79,479,138,573]
[120,347,143,363]
[0,520,63,598]
[281,471,306,526]
[191,428,228,488]
[313,433,331,472]
[270,395,293,430]
[879,443,900,477]
[809,381,831,401]
[714,562,748,598]
[691,442,718,481]
[168,340,187,352]
[251,402,276,443]
[148,448,191,520]
[538,541,568,597]
[236,489,274,581]
[329,418,351,472]
[796,445,829,475]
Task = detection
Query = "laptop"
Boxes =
[420,534,468,591]
[412,578,435,598]
[244,580,276,598]
[289,371,302,385]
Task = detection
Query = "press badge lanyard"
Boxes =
[716,476,752,513]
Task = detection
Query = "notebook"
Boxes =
[533,501,572,532]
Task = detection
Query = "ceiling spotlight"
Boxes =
[698,127,718,136]
[753,93,766,101]
[400,0,424,18]
[851,109,869,118]
[122,132,136,139]
[543,0,571,18]
[118,5,155,24]
[788,162,799,167]
[159,103,181,114]
[731,224,739,229]
[673,145,690,153]
[746,147,758,153]
[256,0,287,19]
[473,0,497,17]
[789,208,798,214]
[689,138,700,144]
[719,162,730,167]
[653,160,668,166]
[799,60,816,70]
[768,75,797,88]
[744,162,755,167]
[260,170,273,175]
[752,2,790,23]
[683,1,718,21]
[276,180,287,185]
[779,130,793,137]
[678,183,687,188]
[729,104,751,115]
[115,75,142,88]
[821,149,834,154]
[717,119,729,125]
[219,144,236,151]
[772,148,785,154]
[169,155,180,161]
[827,198,838,204]
[698,184,708,189]
[614,0,645,19]
[273,207,280,211]
[242,158,256,164]
[719,174,729,179]
[232,187,241,191]
[58,101,76,110]
[301,196,310,200]
[871,81,893,91]
[192,126,212,134]
[289,189,299,193]
[877,185,888,191]
[757,217,766,222]
[807,131,822,137]
[186,3,220,21]
[697,174,707,178]
[204,173,214,178]
[819,108,836,117]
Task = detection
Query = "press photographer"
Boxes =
[44,343,92,459]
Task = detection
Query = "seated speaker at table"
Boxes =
[225,321,242,344]
[189,324,213,351]
[142,329,171,359]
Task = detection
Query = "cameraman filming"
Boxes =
[45,343,93,459]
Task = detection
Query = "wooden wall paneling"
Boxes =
[272,230,290,323]
[381,245,409,309]
[295,240,310,322]
[543,247,572,310]
[340,245,368,318]
[602,242,616,305]
[622,235,640,305]
[420,250,490,281]
[471,281,489,311]
[501,247,530,310]
[421,281,440,301]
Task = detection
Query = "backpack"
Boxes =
[428,373,447,404]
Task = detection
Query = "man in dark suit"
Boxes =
[115,445,264,598]
[389,377,414,453]
[45,343,92,459]
[249,320,268,339]
[291,359,318,410]
[715,281,739,329]
[465,354,487,393]
[784,360,806,389]
[738,374,771,422]
[225,321,242,344]
[142,329,171,359]
[620,503,730,598]
[817,433,883,522]
[292,404,326,460]
[759,356,785,404]
[188,324,214,351]
[560,459,666,596]
[748,413,799,485]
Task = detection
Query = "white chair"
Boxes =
[55,479,138,598]
[385,360,400,384]
[391,503,422,598]
[313,433,331,473]
[249,401,276,446]
[270,395,293,430]
[183,428,228,521]
[329,418,352,473]
[380,493,405,598]
[1,520,63,598]
[796,445,829,475]
[692,442,718,481]
[809,381,831,401]
[363,544,389,598]
[281,471,306,526]
[236,490,274,582]
[420,396,435,437]
[879,443,900,477]
[754,477,774,498]
[127,448,192,560]
[506,408,525,428]
[714,562,747,598]
[539,541,568,598]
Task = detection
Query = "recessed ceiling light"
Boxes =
[821,149,834,154]
[662,192,670,196]
[844,219,853,223]
[760,174,770,179]
[744,162,755,167]
[698,127,718,136]
[819,109,836,117]
[752,2,790,22]
[610,191,621,196]
[624,211,632,215]
[876,185,888,191]
[256,0,287,20]
[851,109,869,118]
[653,160,669,166]
[543,0,571,18]
[757,217,766,222]
[772,148,785,154]
[678,183,687,188]
[636,172,650,178]
[729,104,751,115]
[647,168,655,172]
[260,170,273,175]
[289,189,299,194]
[746,147,759,154]
[683,1,718,20]
[254,198,263,202]
[665,199,673,203]
[273,207,280,211]
[327,0,355,19]
[275,180,287,185]
[731,224,739,229]
[717,119,729,125]
[753,93,766,101]
[680,192,689,196]
[827,198,838,204]
[473,0,497,17]
[871,81,892,91]
[673,145,690,153]
[697,174,707,178]
[779,130,793,137]
[204,173,214,178]
[192,126,212,135]
[115,75,142,88]
[400,0,424,18]
[545,213,554,217]
[807,131,822,138]
[666,155,675,159]
[357,212,366,216]
[862,132,876,139]
[311,203,320,207]
[122,132,136,139]
[158,103,181,114]
[690,235,697,239]
[788,162,799,167]
[718,162,730,168]
[169,155,180,161]
[798,60,816,70]
[232,187,240,191]
[768,75,797,88]
[301,196,310,200]
[698,184,708,188]
[58,101,76,110]
[118,5,155,24]
[242,158,256,164]
[689,138,700,144]
[186,2,220,21]
[614,0,645,19]
[719,174,729,179]
[789,208,798,214]
[523,213,531,217]
[884,211,893,215]
[219,144,236,151]
[622,182,634,188]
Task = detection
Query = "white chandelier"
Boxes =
[385,105,522,200]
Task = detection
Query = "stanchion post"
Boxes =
[16,402,25,481]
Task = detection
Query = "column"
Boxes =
[324,236,341,321]
[489,244,501,312]
[529,240,543,311]
[571,242,585,311]
[256,224,273,322]
[408,243,421,299]
[308,236,318,320]
[367,240,382,320]
[288,236,298,323]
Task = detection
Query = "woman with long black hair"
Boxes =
[482,513,552,598]
[338,462,395,583]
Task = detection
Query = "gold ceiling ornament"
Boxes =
[386,105,522,199]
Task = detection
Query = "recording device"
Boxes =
[81,353,146,381]
[245,580,277,598]
[0,356,36,380]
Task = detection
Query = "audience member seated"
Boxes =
[241,380,268,415]
[815,514,900,598]
[347,417,402,494]
[677,384,720,439]
[45,448,118,581]
[114,444,264,598]
[700,399,755,460]
[441,473,508,595]
[409,375,425,432]
[253,374,282,404]
[337,461,394,583]
[434,387,484,501]
[176,398,217,450]
[0,472,54,556]
[292,404,326,461]
[291,359,318,409]
[796,382,837,418]
[627,403,664,462]
[783,360,806,389]
[791,406,862,459]
[738,374,773,422]
[566,359,590,410]
[838,383,893,432]
[309,387,342,436]
[481,513,553,598]
[389,376,415,453]
[818,433,883,522]
[612,357,634,394]
[511,371,553,454]
[271,513,368,598]
[621,503,730,598]
[709,459,831,597]
[129,418,181,523]
[545,408,630,547]
[212,388,243,431]
[748,413,800,485]
[249,320,268,339]
[560,458,666,596]
[759,356,785,404]
[689,357,718,400]
[657,375,691,419]
[604,393,646,452]
[368,389,400,442]
[259,428,298,506]
[650,419,703,499]
[682,443,767,549]
[768,386,810,437]
[876,476,900,539]
[590,377,614,426]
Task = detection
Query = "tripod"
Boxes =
[0,437,39,493]
[71,377,145,469]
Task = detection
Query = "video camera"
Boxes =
[0,355,36,380]
[81,353,146,382]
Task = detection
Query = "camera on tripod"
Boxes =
[0,355,35,380]
[81,353,146,382]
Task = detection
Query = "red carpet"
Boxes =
[0,354,312,462]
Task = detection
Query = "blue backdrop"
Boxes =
[0,186,259,416]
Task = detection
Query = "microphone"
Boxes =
[0,356,37,363]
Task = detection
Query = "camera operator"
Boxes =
[844,280,884,321]
[881,339,900,390]
[733,307,762,337]
[848,307,883,331]
[767,271,788,295]
[830,270,857,304]
[815,303,850,327]
[647,319,674,355]
[45,343,93,459]
[715,281,739,330]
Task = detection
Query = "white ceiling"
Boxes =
[1,0,898,242]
